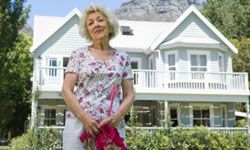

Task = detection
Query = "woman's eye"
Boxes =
[88,22,93,26]
[98,18,104,22]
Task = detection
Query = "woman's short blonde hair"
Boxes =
[79,4,119,42]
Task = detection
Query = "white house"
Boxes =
[30,6,249,131]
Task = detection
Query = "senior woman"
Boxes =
[62,4,135,150]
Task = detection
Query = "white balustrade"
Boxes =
[35,67,248,95]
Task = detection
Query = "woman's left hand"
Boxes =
[99,113,121,128]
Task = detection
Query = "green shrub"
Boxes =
[230,131,249,150]
[8,128,61,150]
[236,119,247,127]
[126,128,172,150]
[126,127,248,150]
[9,126,249,150]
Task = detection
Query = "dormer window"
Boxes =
[120,26,133,35]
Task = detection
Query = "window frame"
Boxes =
[165,51,178,71]
[192,107,210,127]
[43,108,57,126]
[187,50,210,72]
[218,52,224,72]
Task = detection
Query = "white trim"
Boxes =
[210,105,214,127]
[189,105,193,127]
[159,42,227,51]
[150,5,238,54]
[221,106,228,127]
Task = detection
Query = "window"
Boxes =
[132,101,159,127]
[170,107,178,127]
[130,57,141,85]
[120,26,133,35]
[63,57,69,67]
[131,61,138,84]
[191,54,207,71]
[193,108,210,127]
[49,58,58,76]
[165,52,177,80]
[218,53,224,72]
[44,109,56,126]
[168,54,176,71]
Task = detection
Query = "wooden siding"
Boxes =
[177,48,188,72]
[210,50,218,72]
[166,14,221,43]
[37,16,88,57]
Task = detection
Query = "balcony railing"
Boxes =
[34,67,249,95]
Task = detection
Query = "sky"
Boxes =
[24,0,129,28]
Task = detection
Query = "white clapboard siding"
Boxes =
[167,14,221,42]
[40,16,88,56]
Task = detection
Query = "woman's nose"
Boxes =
[93,20,100,27]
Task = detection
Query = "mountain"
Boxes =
[114,0,204,22]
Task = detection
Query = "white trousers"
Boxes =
[63,117,125,150]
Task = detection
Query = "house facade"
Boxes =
[30,6,249,130]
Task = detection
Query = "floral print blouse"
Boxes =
[65,46,133,128]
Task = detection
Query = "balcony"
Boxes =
[34,67,249,96]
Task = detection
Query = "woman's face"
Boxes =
[86,11,110,42]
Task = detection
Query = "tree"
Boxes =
[0,32,32,137]
[0,0,31,138]
[202,0,250,39]
[231,38,250,84]
[0,32,32,138]
[0,0,30,50]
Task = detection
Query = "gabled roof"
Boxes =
[150,5,238,54]
[30,8,81,52]
[111,21,172,52]
[30,8,172,53]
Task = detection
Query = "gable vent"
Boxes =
[120,26,133,35]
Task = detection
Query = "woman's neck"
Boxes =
[92,38,111,51]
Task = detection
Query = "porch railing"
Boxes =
[34,67,249,95]
[130,126,248,134]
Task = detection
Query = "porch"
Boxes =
[34,67,249,96]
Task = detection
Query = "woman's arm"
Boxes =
[62,73,99,135]
[100,79,135,127]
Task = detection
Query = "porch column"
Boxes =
[130,105,133,126]
[247,101,250,134]
[31,56,42,128]
[164,101,169,129]
[31,92,37,128]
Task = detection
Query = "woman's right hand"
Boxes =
[81,113,99,136]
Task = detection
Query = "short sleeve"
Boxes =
[65,51,80,75]
[122,54,133,80]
